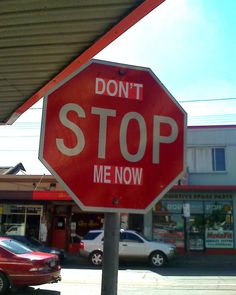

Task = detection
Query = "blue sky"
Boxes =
[96,0,236,124]
[0,0,235,174]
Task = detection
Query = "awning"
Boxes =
[0,0,165,125]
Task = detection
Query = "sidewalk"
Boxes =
[35,254,236,295]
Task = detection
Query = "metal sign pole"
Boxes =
[101,212,120,295]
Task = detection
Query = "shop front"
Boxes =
[0,190,105,253]
[152,188,235,253]
[42,201,104,252]
[0,203,43,239]
[1,180,236,255]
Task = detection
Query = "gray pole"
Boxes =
[101,212,120,295]
[185,217,190,253]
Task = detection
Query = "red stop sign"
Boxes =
[39,59,186,213]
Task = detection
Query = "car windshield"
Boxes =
[0,239,33,254]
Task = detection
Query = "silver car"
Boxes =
[79,229,176,267]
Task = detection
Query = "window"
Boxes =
[152,212,184,247]
[212,148,225,171]
[187,147,226,173]
[0,239,32,254]
[120,232,143,243]
[83,231,102,240]
[55,216,65,230]
[162,200,183,213]
[205,201,233,248]
[154,199,234,249]
[189,201,204,214]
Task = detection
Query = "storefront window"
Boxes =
[205,201,233,248]
[161,200,183,214]
[0,204,42,238]
[189,201,204,214]
[2,214,25,235]
[153,199,234,250]
[70,213,103,242]
[153,201,184,247]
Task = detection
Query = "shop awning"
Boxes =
[0,0,165,125]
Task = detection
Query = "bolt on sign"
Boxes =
[39,59,187,213]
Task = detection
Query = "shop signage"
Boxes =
[39,59,186,213]
[166,192,233,200]
[205,230,233,248]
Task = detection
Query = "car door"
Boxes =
[119,232,147,258]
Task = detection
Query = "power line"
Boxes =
[188,114,236,125]
[0,149,38,153]
[0,114,234,138]
[179,97,236,103]
[0,135,39,138]
[27,97,236,110]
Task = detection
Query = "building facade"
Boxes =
[142,125,236,253]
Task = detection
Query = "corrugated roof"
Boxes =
[0,0,165,125]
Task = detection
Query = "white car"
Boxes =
[79,229,176,267]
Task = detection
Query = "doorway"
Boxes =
[26,215,40,239]
[188,214,205,251]
[51,215,67,249]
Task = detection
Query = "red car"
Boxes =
[0,237,61,294]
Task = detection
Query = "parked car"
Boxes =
[79,229,176,267]
[0,237,61,294]
[6,235,65,260]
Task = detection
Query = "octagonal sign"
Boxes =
[39,59,187,213]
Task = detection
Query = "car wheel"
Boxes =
[149,251,166,267]
[90,251,103,266]
[0,272,9,295]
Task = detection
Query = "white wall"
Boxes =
[187,126,236,185]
